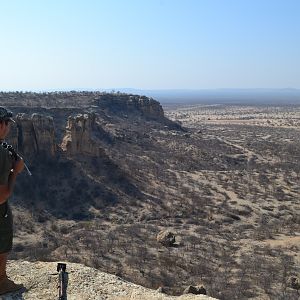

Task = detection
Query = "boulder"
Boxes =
[289,276,300,290]
[157,230,176,247]
[183,285,207,295]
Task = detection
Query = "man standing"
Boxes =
[0,107,24,295]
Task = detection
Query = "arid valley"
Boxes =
[1,92,299,299]
[164,103,300,299]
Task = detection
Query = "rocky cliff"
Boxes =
[61,113,106,156]
[5,261,217,300]
[93,93,164,118]
[0,91,164,120]
[6,113,56,157]
[2,91,169,158]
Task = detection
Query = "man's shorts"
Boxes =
[0,203,13,254]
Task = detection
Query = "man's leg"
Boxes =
[0,207,24,294]
[0,252,24,295]
[0,252,7,281]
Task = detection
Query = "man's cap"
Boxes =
[0,107,15,123]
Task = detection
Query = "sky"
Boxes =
[0,0,299,91]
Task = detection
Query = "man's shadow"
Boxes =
[0,287,26,299]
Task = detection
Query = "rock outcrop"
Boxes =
[1,91,179,159]
[5,260,218,300]
[61,113,105,156]
[94,93,164,119]
[31,113,56,155]
[6,113,56,157]
[16,114,38,155]
[0,92,165,121]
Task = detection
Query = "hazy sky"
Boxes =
[0,0,299,91]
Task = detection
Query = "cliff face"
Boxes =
[1,92,173,158]
[6,113,56,157]
[61,113,106,156]
[31,113,56,155]
[0,91,165,120]
[93,94,164,118]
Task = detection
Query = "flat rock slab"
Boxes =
[2,261,217,300]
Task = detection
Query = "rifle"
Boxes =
[57,263,68,300]
[0,142,32,176]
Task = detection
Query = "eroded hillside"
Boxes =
[1,93,299,299]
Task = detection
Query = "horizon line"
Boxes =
[1,87,300,93]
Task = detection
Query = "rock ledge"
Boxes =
[3,260,218,300]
